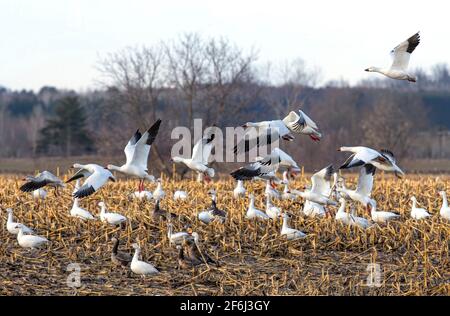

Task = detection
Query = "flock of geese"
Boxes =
[3,31,450,276]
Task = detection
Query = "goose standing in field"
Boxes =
[16,226,48,249]
[130,243,159,276]
[173,190,188,200]
[186,231,217,266]
[151,200,178,221]
[5,208,34,235]
[337,164,376,212]
[20,171,65,195]
[233,180,246,199]
[280,213,306,240]
[130,190,153,201]
[111,237,132,268]
[246,194,270,220]
[365,32,420,82]
[152,178,165,201]
[98,202,127,226]
[106,119,161,192]
[294,165,337,206]
[335,198,371,229]
[368,199,400,224]
[67,163,116,198]
[32,188,47,200]
[302,200,327,218]
[230,150,281,184]
[233,108,322,154]
[410,196,431,220]
[198,189,227,224]
[338,146,404,178]
[438,191,450,220]
[70,198,95,221]
[167,223,189,245]
[171,133,215,182]
[265,194,281,220]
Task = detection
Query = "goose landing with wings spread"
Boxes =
[234,109,321,154]
[107,119,161,192]
[67,163,116,198]
[365,32,420,82]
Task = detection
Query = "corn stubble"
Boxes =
[0,174,449,296]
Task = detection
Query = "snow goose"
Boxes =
[152,178,165,200]
[130,190,153,200]
[272,148,301,176]
[233,108,321,153]
[32,189,47,200]
[302,200,326,218]
[70,198,95,221]
[282,183,297,200]
[98,202,127,226]
[111,237,132,268]
[246,194,270,220]
[368,199,400,224]
[233,180,246,198]
[230,150,281,183]
[106,119,161,192]
[173,190,188,200]
[167,223,189,245]
[171,132,215,182]
[338,146,404,178]
[280,213,306,240]
[67,163,116,198]
[337,164,375,211]
[410,196,431,220]
[265,194,281,219]
[130,243,159,276]
[198,189,226,224]
[365,32,420,82]
[295,165,337,206]
[16,226,49,249]
[438,191,450,220]
[20,171,65,195]
[6,208,34,235]
[335,198,371,229]
[265,180,281,199]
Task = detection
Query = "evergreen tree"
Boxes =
[37,96,94,156]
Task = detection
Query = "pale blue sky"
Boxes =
[1,0,449,91]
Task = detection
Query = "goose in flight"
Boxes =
[365,32,420,82]
[230,150,281,184]
[171,133,215,182]
[438,191,450,221]
[20,171,65,195]
[338,146,404,178]
[294,165,337,206]
[67,163,116,198]
[233,109,322,154]
[107,119,161,192]
[337,164,376,212]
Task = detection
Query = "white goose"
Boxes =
[337,164,375,211]
[106,119,161,192]
[265,180,281,199]
[438,191,450,220]
[16,226,48,249]
[280,213,306,240]
[32,189,47,200]
[6,208,34,235]
[98,202,127,226]
[365,32,420,82]
[173,190,188,200]
[246,194,270,220]
[295,165,337,206]
[70,198,95,221]
[20,171,65,195]
[302,200,326,218]
[265,194,281,219]
[335,198,371,229]
[130,243,159,276]
[167,223,189,245]
[338,146,404,177]
[152,178,165,200]
[171,133,215,181]
[234,108,322,154]
[410,196,431,220]
[233,180,246,199]
[272,148,301,176]
[368,199,400,224]
[130,190,153,200]
[67,163,116,198]
[198,189,227,224]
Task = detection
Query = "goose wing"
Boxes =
[390,32,420,71]
[192,133,215,164]
[355,164,376,197]
[310,165,333,195]
[230,153,281,180]
[129,119,161,169]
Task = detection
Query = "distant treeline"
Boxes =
[1,33,449,172]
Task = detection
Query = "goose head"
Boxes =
[98,201,106,208]
[365,67,376,72]
[132,243,140,250]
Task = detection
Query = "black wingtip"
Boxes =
[364,163,376,175]
[146,119,162,145]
